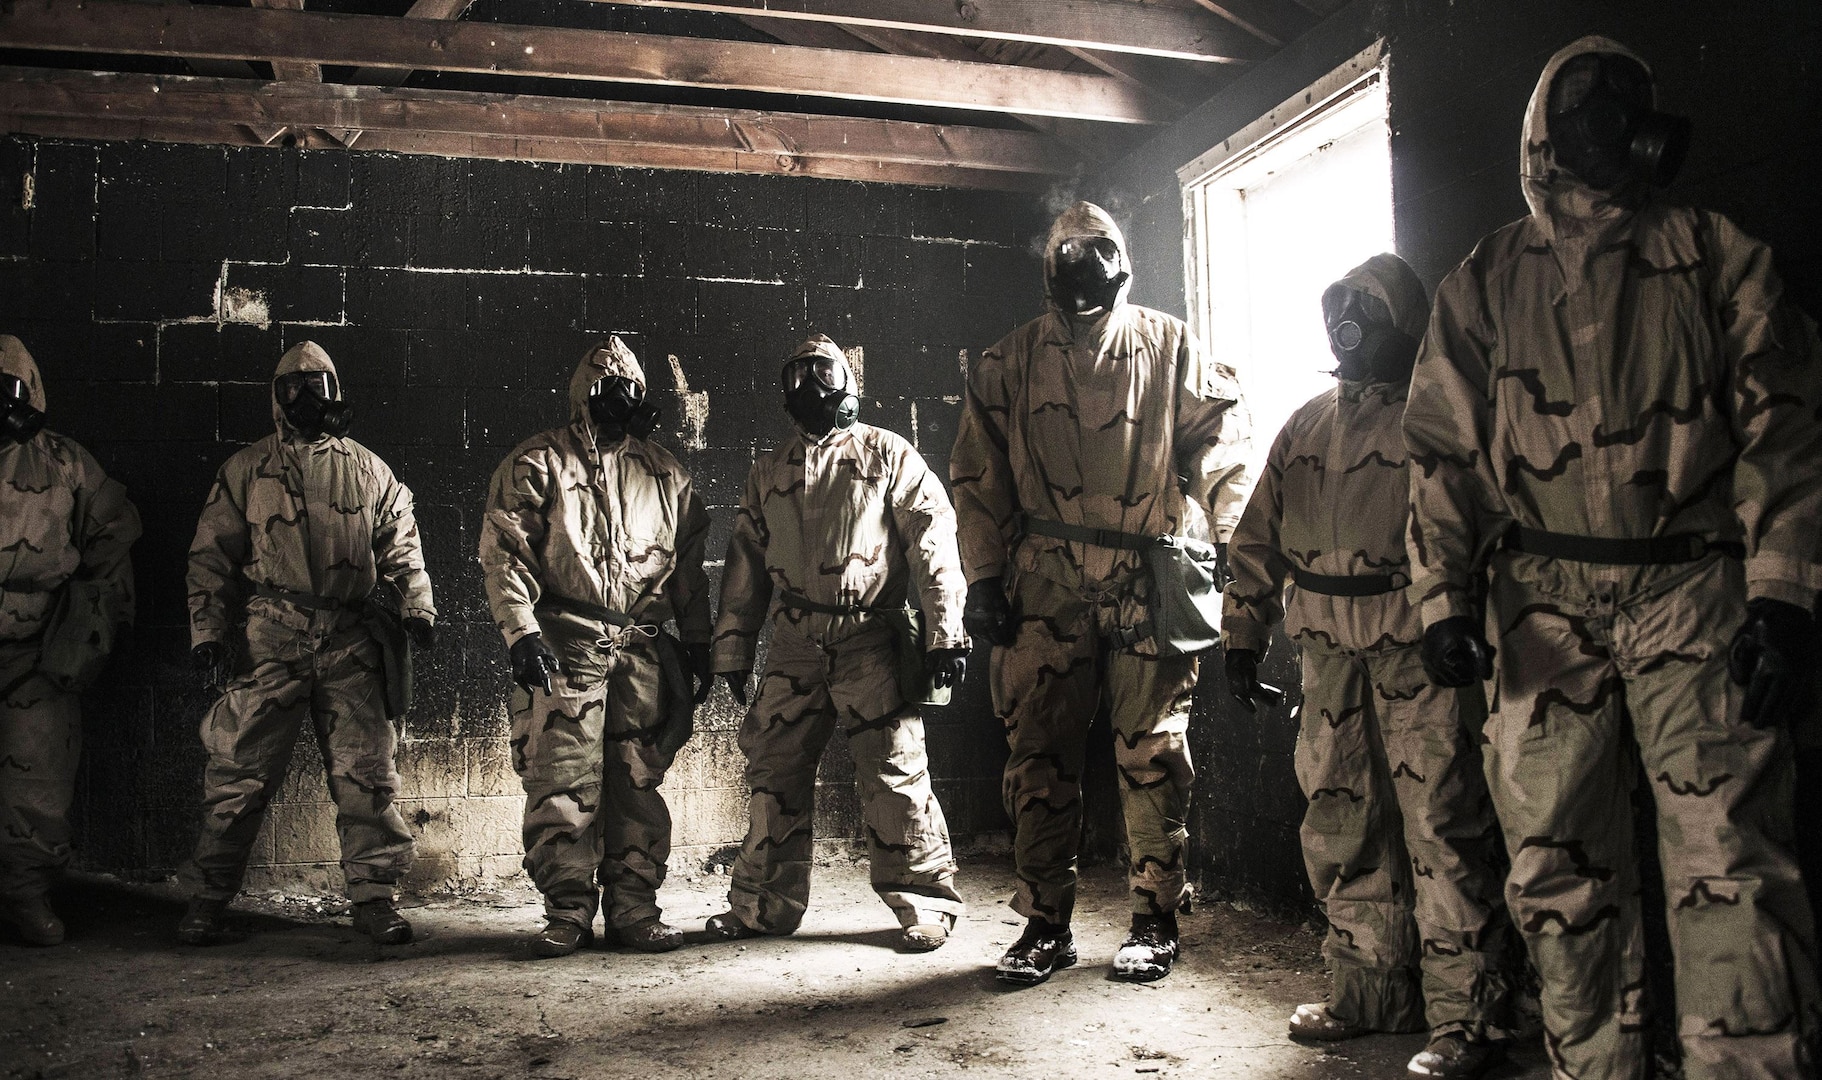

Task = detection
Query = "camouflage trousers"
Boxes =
[182,604,413,903]
[511,634,675,931]
[1297,641,1518,1039]
[728,621,962,934]
[994,572,1197,924]
[0,660,80,902]
[1485,552,1819,1080]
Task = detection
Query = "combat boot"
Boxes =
[1406,1032,1504,1079]
[617,916,683,953]
[900,912,956,953]
[531,918,593,958]
[705,911,760,940]
[351,898,413,945]
[1288,1002,1369,1042]
[1111,912,1178,982]
[1,895,65,946]
[177,897,228,945]
[995,918,1075,985]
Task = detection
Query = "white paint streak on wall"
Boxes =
[909,399,920,450]
[217,285,272,329]
[19,170,33,211]
[845,345,864,398]
[958,348,969,385]
[669,353,710,452]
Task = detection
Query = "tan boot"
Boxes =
[900,912,956,953]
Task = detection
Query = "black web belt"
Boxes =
[535,593,636,628]
[254,583,364,611]
[1502,527,1744,565]
[1017,514,1156,551]
[1289,566,1404,597]
[778,590,894,617]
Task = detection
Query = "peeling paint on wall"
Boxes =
[216,284,271,328]
[845,345,864,398]
[668,353,710,452]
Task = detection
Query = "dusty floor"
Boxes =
[2,854,1550,1080]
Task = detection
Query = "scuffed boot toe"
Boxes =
[2,896,65,946]
[352,899,413,945]
[900,913,956,953]
[176,898,228,946]
[531,919,593,958]
[704,911,760,941]
[1288,1003,1369,1042]
[994,920,1075,985]
[1407,1032,1503,1079]
[619,916,684,953]
[1111,914,1179,983]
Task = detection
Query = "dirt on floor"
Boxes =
[1,853,1550,1080]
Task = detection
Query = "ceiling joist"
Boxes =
[601,0,1268,63]
[0,0,1171,124]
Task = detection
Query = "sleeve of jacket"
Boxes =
[1174,330,1253,542]
[371,463,436,623]
[68,444,141,630]
[667,481,714,644]
[710,461,772,674]
[1220,421,1291,655]
[1708,212,1822,606]
[186,461,252,648]
[479,445,553,648]
[949,338,1019,585]
[1403,253,1511,626]
[886,434,970,651]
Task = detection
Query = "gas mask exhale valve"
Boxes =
[1547,52,1690,190]
[781,351,859,438]
[0,373,44,446]
[275,370,351,440]
[588,375,660,442]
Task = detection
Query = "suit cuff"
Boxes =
[1219,616,1269,655]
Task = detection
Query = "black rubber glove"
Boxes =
[192,640,226,673]
[1214,541,1232,590]
[962,578,1018,647]
[925,647,969,690]
[1223,646,1284,712]
[721,670,753,706]
[1420,615,1495,688]
[405,616,436,650]
[1728,597,1816,728]
[685,642,714,706]
[510,633,561,696]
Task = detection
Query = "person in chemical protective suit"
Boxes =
[1224,255,1520,1079]
[481,337,713,958]
[706,334,969,952]
[950,201,1252,985]
[0,335,140,947]
[179,341,436,947]
[1404,36,1822,1080]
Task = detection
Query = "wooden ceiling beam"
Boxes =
[0,0,1169,124]
[0,67,1077,176]
[596,0,1268,63]
[1182,0,1317,49]
[352,0,478,88]
[0,109,1045,190]
[249,0,322,82]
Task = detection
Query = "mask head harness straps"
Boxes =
[0,372,44,446]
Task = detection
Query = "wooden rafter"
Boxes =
[1182,0,1315,49]
[0,0,1171,124]
[351,0,478,88]
[598,0,1268,63]
[0,67,1075,176]
[250,0,322,83]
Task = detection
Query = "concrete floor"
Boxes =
[2,853,1550,1080]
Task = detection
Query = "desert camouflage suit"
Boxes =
[481,338,710,933]
[183,341,435,904]
[1224,256,1518,1039]
[0,336,139,903]
[951,202,1252,923]
[714,344,967,934]
[1404,36,1822,1080]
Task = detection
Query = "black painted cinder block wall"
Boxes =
[1092,0,1822,911]
[0,136,1048,889]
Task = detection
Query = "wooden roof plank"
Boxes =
[597,0,1267,63]
[0,0,1171,124]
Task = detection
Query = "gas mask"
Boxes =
[1547,52,1690,190]
[781,352,859,438]
[0,372,44,446]
[1049,235,1129,316]
[1322,284,1419,385]
[275,369,351,440]
[588,375,660,442]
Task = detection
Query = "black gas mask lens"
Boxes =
[1547,52,1690,190]
[1322,284,1419,386]
[275,369,351,440]
[1050,235,1128,315]
[781,354,859,437]
[588,375,660,441]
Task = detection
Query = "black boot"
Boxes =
[352,898,413,945]
[531,918,593,958]
[177,897,228,946]
[994,919,1076,986]
[1112,912,1179,982]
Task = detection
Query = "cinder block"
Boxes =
[28,142,97,261]
[93,260,220,322]
[667,785,751,849]
[344,268,470,331]
[698,173,805,232]
[467,272,587,331]
[467,738,519,797]
[263,801,329,866]
[410,214,527,272]
[585,166,697,225]
[528,218,639,275]
[395,738,466,800]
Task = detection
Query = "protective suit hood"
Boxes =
[0,334,45,413]
[1523,35,1656,238]
[570,335,647,447]
[1329,253,1430,343]
[272,340,340,440]
[1043,201,1132,314]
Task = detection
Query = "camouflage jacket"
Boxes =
[950,202,1252,607]
[481,337,711,648]
[187,341,435,647]
[711,420,968,674]
[1405,36,1822,622]
[0,335,140,672]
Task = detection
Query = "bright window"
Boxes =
[1180,45,1394,473]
